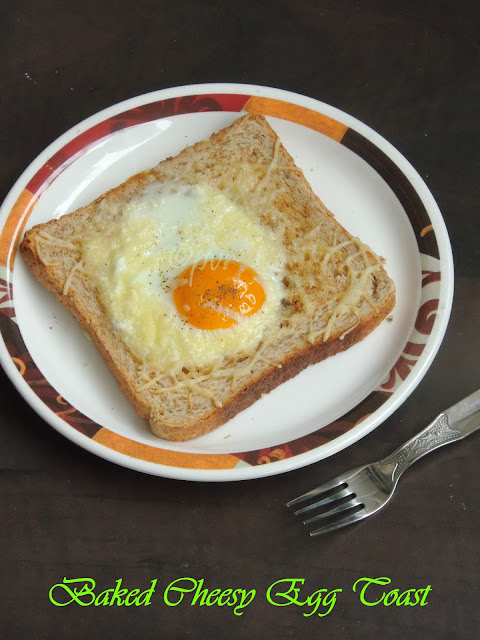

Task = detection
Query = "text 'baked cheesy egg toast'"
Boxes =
[20,114,396,441]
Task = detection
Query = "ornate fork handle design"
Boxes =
[377,388,480,485]
[379,414,462,483]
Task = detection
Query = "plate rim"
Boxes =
[0,82,454,481]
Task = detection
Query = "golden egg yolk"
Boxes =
[173,260,266,330]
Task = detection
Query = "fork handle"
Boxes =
[379,409,480,484]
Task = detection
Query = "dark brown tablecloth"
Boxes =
[1,1,479,638]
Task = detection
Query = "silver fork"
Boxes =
[287,388,480,536]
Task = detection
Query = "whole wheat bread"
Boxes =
[20,114,395,440]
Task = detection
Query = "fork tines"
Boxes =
[287,478,366,536]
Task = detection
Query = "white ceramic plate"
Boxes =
[0,83,453,480]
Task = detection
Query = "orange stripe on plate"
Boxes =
[0,189,37,270]
[93,428,240,470]
[420,224,433,237]
[244,96,348,141]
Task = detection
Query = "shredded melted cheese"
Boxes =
[34,231,80,266]
[62,259,85,296]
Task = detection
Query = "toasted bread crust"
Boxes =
[20,114,395,441]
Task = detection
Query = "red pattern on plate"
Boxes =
[5,337,101,438]
[0,277,14,319]
[380,271,439,395]
[422,270,441,287]
[415,299,439,335]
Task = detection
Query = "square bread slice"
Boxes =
[20,114,395,441]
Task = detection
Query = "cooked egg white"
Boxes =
[80,183,286,370]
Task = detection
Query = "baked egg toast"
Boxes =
[20,115,396,441]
